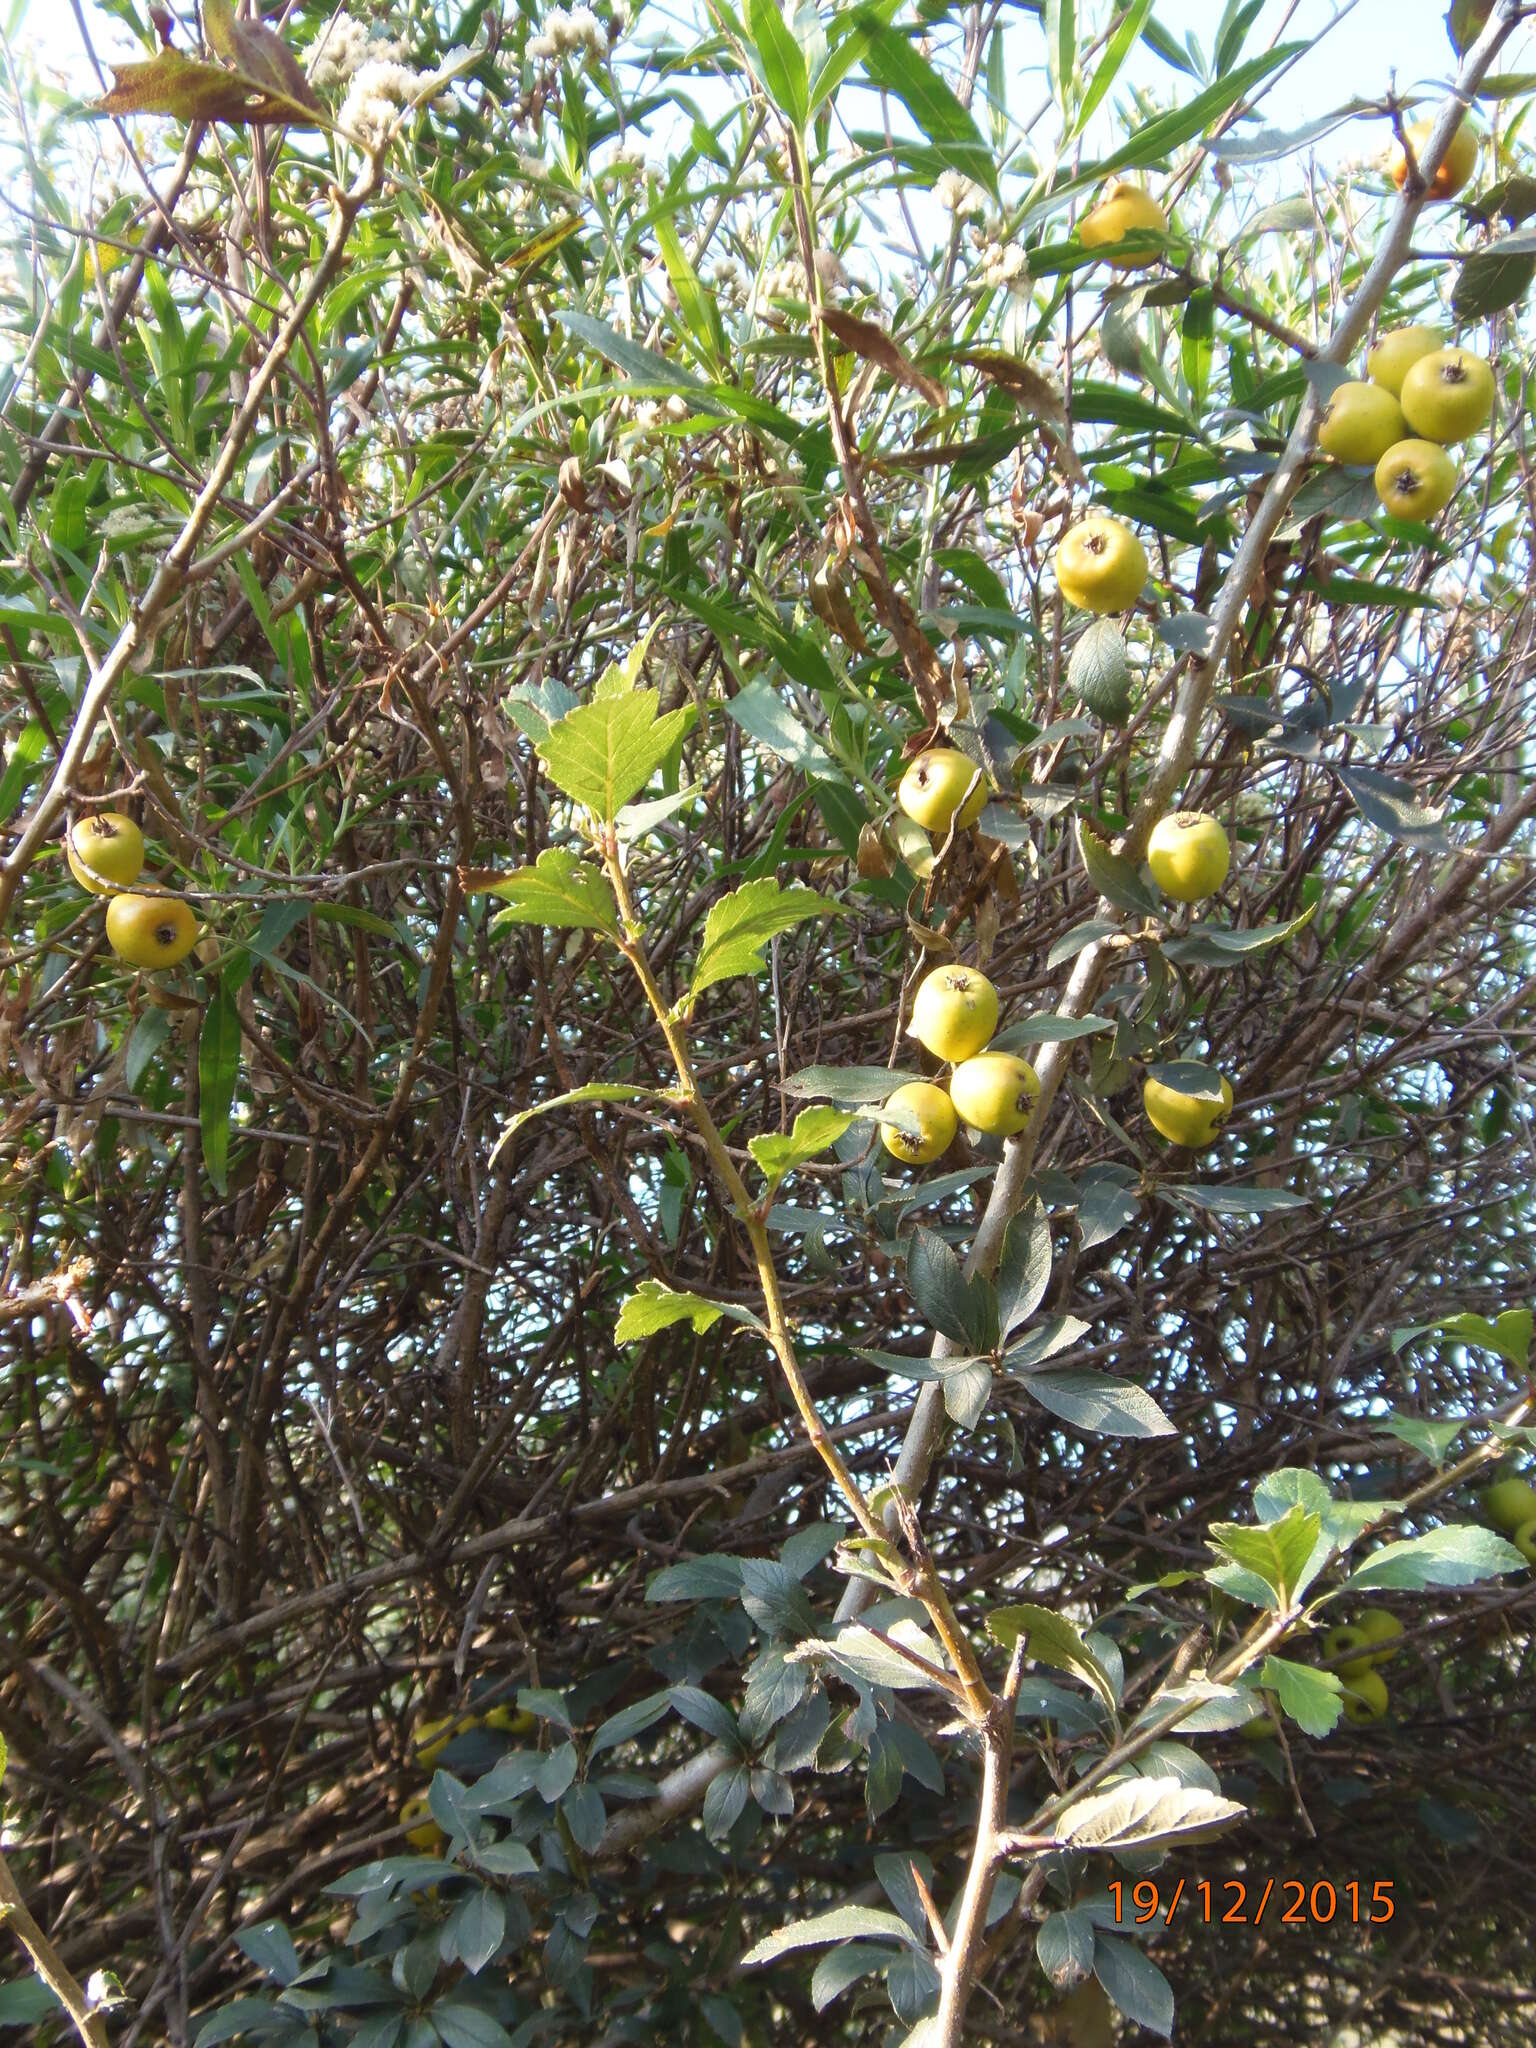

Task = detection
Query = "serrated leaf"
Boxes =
[1036,1908,1096,1990]
[991,1013,1113,1049]
[534,691,694,822]
[907,1225,996,1352]
[940,1358,993,1430]
[1022,1369,1174,1439]
[690,878,839,999]
[988,1604,1118,1717]
[483,849,619,936]
[1055,1778,1244,1851]
[1003,1314,1090,1372]
[614,1280,766,1344]
[1078,819,1160,916]
[701,1762,751,1841]
[742,1904,921,1967]
[646,1555,746,1602]
[1392,1308,1531,1368]
[1346,1525,1526,1591]
[996,1197,1052,1340]
[1094,1935,1174,2038]
[749,1106,854,1189]
[1259,1654,1342,1738]
[1077,1166,1141,1249]
[1207,1506,1321,1604]
[793,1620,951,1693]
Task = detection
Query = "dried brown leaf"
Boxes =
[821,308,946,408]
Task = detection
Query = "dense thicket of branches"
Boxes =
[1,0,1535,2042]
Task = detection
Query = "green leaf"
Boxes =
[781,1064,922,1105]
[990,1013,1113,1049]
[747,0,810,128]
[0,722,46,821]
[724,677,836,775]
[1068,620,1133,724]
[907,1225,996,1353]
[690,877,839,999]
[811,1945,894,2011]
[1054,1778,1244,1852]
[1145,1059,1227,1100]
[656,216,724,366]
[1162,1183,1307,1216]
[1044,0,1076,111]
[535,691,694,822]
[1159,906,1316,964]
[1036,1908,1096,1990]
[1374,1415,1466,1467]
[489,1083,654,1166]
[484,849,619,936]
[794,1619,951,1693]
[430,2003,514,2048]
[1392,1308,1531,1368]
[1337,766,1450,851]
[1075,0,1154,134]
[996,1197,1051,1340]
[855,16,998,197]
[615,1280,766,1343]
[1346,1526,1526,1592]
[1207,1506,1321,1605]
[1078,818,1159,916]
[1453,244,1535,320]
[749,1106,854,1190]
[742,1904,920,1968]
[198,980,241,1198]
[94,45,323,123]
[1258,1654,1342,1738]
[1094,1935,1174,2038]
[1021,1369,1174,1439]
[988,1603,1118,1717]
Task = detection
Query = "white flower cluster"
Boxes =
[753,259,807,309]
[970,221,1027,293]
[933,170,985,219]
[631,394,690,431]
[528,6,605,62]
[339,53,458,144]
[710,256,747,306]
[309,17,402,91]
[601,140,648,181]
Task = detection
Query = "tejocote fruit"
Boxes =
[908,965,1000,1064]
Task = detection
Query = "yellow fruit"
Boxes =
[1055,516,1148,614]
[66,812,145,895]
[1481,1475,1536,1532]
[1390,115,1478,201]
[1367,324,1442,396]
[1317,380,1408,466]
[1356,1608,1404,1666]
[104,892,199,969]
[1398,346,1495,444]
[1077,180,1169,267]
[1513,1516,1536,1566]
[879,1081,958,1165]
[480,1705,538,1737]
[400,1794,446,1854]
[948,1051,1040,1137]
[1374,438,1457,521]
[897,748,989,834]
[1146,812,1230,904]
[1142,1070,1233,1149]
[908,965,999,1063]
[1322,1624,1374,1682]
[1341,1670,1389,1724]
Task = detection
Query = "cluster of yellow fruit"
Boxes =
[1321,1607,1404,1726]
[64,812,199,969]
[1319,324,1495,523]
[398,1702,534,1853]
[889,751,1241,1159]
[1482,1469,1536,1567]
[880,963,1038,1164]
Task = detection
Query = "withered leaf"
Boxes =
[95,47,321,124]
[961,351,1068,424]
[820,308,946,408]
[205,0,322,114]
